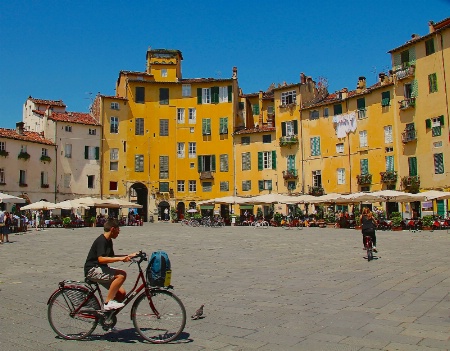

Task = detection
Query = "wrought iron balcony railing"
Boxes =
[279,135,299,147]
[356,173,372,185]
[395,64,415,80]
[380,171,398,184]
[308,185,324,196]
[401,129,417,143]
[282,169,298,180]
[399,97,416,110]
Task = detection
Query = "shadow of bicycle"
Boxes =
[85,329,193,344]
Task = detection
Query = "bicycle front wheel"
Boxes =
[48,288,100,340]
[133,289,186,344]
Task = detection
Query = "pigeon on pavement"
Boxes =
[191,304,204,320]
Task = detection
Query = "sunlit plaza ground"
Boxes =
[0,223,449,351]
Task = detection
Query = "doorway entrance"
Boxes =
[130,183,148,222]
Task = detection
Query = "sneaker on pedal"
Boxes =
[104,300,124,310]
[373,247,378,253]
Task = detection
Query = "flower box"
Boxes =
[0,150,9,157]
[18,152,30,160]
[40,155,52,163]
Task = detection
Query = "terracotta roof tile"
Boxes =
[0,128,55,145]
[28,96,66,107]
[49,112,100,126]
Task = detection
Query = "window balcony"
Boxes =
[199,171,214,180]
[401,129,417,143]
[356,173,372,185]
[18,152,30,160]
[279,135,299,147]
[401,175,420,192]
[41,184,50,188]
[19,182,28,187]
[40,155,52,163]
[0,150,9,157]
[399,97,415,110]
[282,169,298,180]
[308,185,324,196]
[395,64,415,80]
[380,171,398,184]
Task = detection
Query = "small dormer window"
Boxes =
[161,69,168,77]
[65,125,72,132]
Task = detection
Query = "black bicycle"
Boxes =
[47,251,186,343]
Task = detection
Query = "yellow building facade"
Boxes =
[97,49,239,220]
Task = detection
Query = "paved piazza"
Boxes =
[0,223,449,351]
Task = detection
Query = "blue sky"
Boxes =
[1,0,449,129]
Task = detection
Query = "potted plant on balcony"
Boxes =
[40,155,52,163]
[0,150,9,157]
[18,151,30,160]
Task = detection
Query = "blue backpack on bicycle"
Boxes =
[147,250,172,287]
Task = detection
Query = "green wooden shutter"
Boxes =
[381,91,390,106]
[95,147,100,160]
[258,180,264,191]
[293,120,298,135]
[258,152,263,171]
[434,153,444,174]
[197,156,202,172]
[439,115,445,126]
[84,146,89,159]
[211,155,216,171]
[271,151,276,170]
[360,159,368,175]
[252,104,260,115]
[437,199,445,216]
[386,156,394,171]
[197,88,202,104]
[426,119,431,129]
[357,98,365,110]
[393,53,401,71]
[268,180,272,190]
[227,85,232,102]
[211,86,219,103]
[408,157,417,176]
[281,122,286,137]
[411,79,419,97]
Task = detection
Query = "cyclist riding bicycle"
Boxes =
[360,207,378,252]
[84,218,138,310]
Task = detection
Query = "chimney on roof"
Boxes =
[429,20,435,33]
[411,33,420,40]
[340,88,348,99]
[232,66,238,79]
[379,72,387,84]
[300,72,306,84]
[356,77,366,92]
[16,122,25,135]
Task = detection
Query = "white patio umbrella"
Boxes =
[54,200,90,210]
[370,190,425,202]
[241,193,291,204]
[308,193,343,204]
[103,198,143,208]
[21,200,57,210]
[0,192,26,203]
[198,195,249,205]
[417,190,450,201]
[282,194,319,204]
[337,192,383,204]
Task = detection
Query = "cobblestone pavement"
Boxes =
[0,223,449,351]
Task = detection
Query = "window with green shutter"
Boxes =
[310,137,321,156]
[159,182,169,192]
[428,73,438,93]
[135,154,144,172]
[381,91,390,106]
[242,152,251,171]
[432,126,442,137]
[434,153,444,174]
[219,117,228,134]
[385,156,394,172]
[360,159,369,175]
[227,85,232,102]
[211,86,219,104]
[202,118,211,135]
[242,180,251,191]
[252,104,260,115]
[357,98,365,110]
[197,88,202,104]
[411,79,419,97]
[135,87,145,103]
[425,38,435,56]
[159,88,169,105]
[219,154,228,172]
[333,104,342,115]
[408,157,417,176]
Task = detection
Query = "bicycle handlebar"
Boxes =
[130,250,147,264]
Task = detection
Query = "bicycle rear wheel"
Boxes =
[133,289,186,344]
[48,288,100,340]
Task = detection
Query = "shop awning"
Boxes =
[239,205,254,209]
[200,205,214,210]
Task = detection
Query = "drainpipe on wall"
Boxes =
[54,120,58,203]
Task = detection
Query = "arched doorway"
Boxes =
[130,182,148,222]
[177,202,185,220]
[158,201,170,221]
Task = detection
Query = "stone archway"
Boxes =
[130,182,148,222]
[177,202,185,220]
